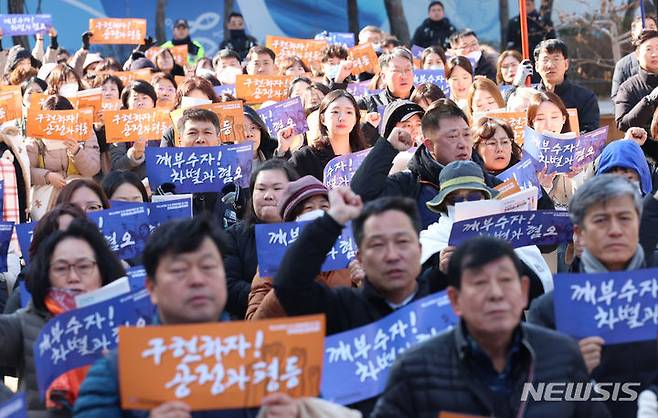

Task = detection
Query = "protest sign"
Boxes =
[493,177,521,199]
[88,204,151,260]
[323,149,371,189]
[567,108,580,134]
[149,197,193,228]
[474,110,527,145]
[127,265,147,291]
[96,69,153,86]
[411,45,424,60]
[145,144,253,193]
[214,84,236,97]
[15,221,34,264]
[413,69,450,97]
[89,18,146,45]
[452,187,538,222]
[0,391,26,418]
[0,91,22,124]
[170,101,246,144]
[449,210,572,248]
[34,290,154,398]
[348,43,380,76]
[346,81,371,100]
[255,220,356,277]
[26,108,93,141]
[146,45,188,66]
[101,98,123,112]
[68,89,103,123]
[554,268,658,344]
[322,291,458,405]
[118,314,325,410]
[103,108,172,143]
[235,75,293,103]
[522,126,608,174]
[256,97,308,137]
[28,92,49,110]
[266,35,328,68]
[0,221,13,272]
[0,14,51,35]
[315,31,355,48]
[498,157,543,199]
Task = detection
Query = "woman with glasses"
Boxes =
[55,178,110,214]
[419,159,552,297]
[0,218,125,416]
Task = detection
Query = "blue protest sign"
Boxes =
[323,149,372,189]
[0,221,13,272]
[0,391,27,418]
[321,291,458,405]
[411,45,424,59]
[145,144,253,193]
[523,126,608,174]
[88,205,151,260]
[448,210,573,248]
[413,69,451,97]
[0,14,51,35]
[498,157,543,199]
[15,221,35,264]
[315,31,355,48]
[213,84,236,97]
[554,268,658,344]
[127,265,147,291]
[255,220,356,277]
[149,197,193,228]
[33,290,154,398]
[256,97,308,137]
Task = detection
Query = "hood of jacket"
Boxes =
[407,144,444,184]
[597,139,652,195]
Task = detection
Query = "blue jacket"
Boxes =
[596,140,652,195]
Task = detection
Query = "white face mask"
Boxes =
[58,82,78,97]
[180,96,212,109]
[466,50,482,64]
[429,64,443,70]
[296,209,325,222]
[324,64,339,81]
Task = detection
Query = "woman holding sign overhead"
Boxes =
[283,90,367,181]
[0,218,125,416]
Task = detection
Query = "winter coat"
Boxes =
[611,52,639,100]
[506,10,556,56]
[474,52,497,82]
[286,144,338,181]
[26,136,100,185]
[538,77,600,134]
[224,221,258,319]
[109,140,159,180]
[0,124,31,222]
[410,17,457,50]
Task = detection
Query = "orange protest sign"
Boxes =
[29,92,49,109]
[146,45,188,66]
[266,35,328,68]
[235,75,293,104]
[348,43,380,76]
[567,108,580,134]
[101,98,123,112]
[118,314,325,411]
[96,69,153,86]
[476,110,527,145]
[26,108,94,141]
[0,91,22,124]
[69,89,103,123]
[171,101,246,144]
[103,108,172,143]
[89,18,146,45]
[494,177,521,199]
[174,75,188,86]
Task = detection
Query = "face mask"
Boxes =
[180,96,212,109]
[58,82,78,97]
[429,64,443,70]
[631,180,642,194]
[229,29,246,38]
[466,50,482,64]
[296,209,325,222]
[325,64,339,81]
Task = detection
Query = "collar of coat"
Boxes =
[455,319,534,365]
[639,67,658,86]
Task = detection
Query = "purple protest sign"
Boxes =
[213,84,236,97]
[411,45,424,60]
[323,149,372,189]
[256,97,308,136]
[413,69,450,96]
[315,31,355,48]
[448,210,573,248]
[498,157,543,199]
[0,14,51,35]
[523,126,609,174]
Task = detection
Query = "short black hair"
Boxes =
[447,237,524,289]
[352,196,421,247]
[634,29,658,48]
[42,95,74,110]
[101,170,150,203]
[120,79,157,109]
[228,12,243,21]
[176,107,221,135]
[429,1,444,10]
[449,29,478,48]
[534,39,568,61]
[26,218,126,311]
[143,215,230,281]
[244,159,299,225]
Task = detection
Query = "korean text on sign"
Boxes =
[0,90,22,124]
[346,81,381,100]
[554,268,658,345]
[104,108,172,143]
[118,314,325,410]
[95,69,153,86]
[323,149,372,189]
[255,220,357,277]
[321,291,458,405]
[475,110,527,145]
[256,97,308,137]
[26,108,93,141]
[348,43,380,76]
[498,157,543,200]
[448,210,573,248]
[236,75,293,103]
[89,18,146,44]
[266,35,328,68]
[88,204,151,260]
[413,69,450,97]
[0,14,51,35]
[145,143,253,194]
[314,31,355,48]
[33,290,154,397]
[522,126,608,174]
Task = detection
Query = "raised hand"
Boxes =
[327,187,364,226]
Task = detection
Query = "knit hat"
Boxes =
[129,57,156,71]
[278,175,329,221]
[426,160,499,212]
[382,100,424,139]
[4,45,40,74]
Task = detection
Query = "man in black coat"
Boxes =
[410,1,457,50]
[611,16,657,100]
[448,29,497,81]
[527,174,658,418]
[371,237,610,418]
[218,12,258,61]
[615,29,658,161]
[506,0,555,59]
[534,39,600,133]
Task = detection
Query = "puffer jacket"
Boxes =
[0,302,52,418]
[224,221,258,319]
[246,268,353,320]
[26,136,100,185]
[357,86,415,114]
[370,321,612,418]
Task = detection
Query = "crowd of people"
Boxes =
[0,1,655,417]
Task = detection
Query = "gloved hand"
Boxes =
[137,36,155,52]
[512,59,534,87]
[647,85,658,103]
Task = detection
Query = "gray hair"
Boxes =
[569,174,643,227]
[379,46,414,70]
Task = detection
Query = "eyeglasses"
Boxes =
[446,192,485,206]
[482,138,513,148]
[50,259,97,279]
[538,55,564,66]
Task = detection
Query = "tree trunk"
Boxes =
[499,0,509,50]
[7,0,28,49]
[347,0,359,38]
[223,0,234,41]
[539,0,554,21]
[155,0,167,44]
[383,0,410,43]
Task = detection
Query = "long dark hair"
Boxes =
[29,203,86,260]
[315,89,366,153]
[244,159,299,226]
[26,218,126,312]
